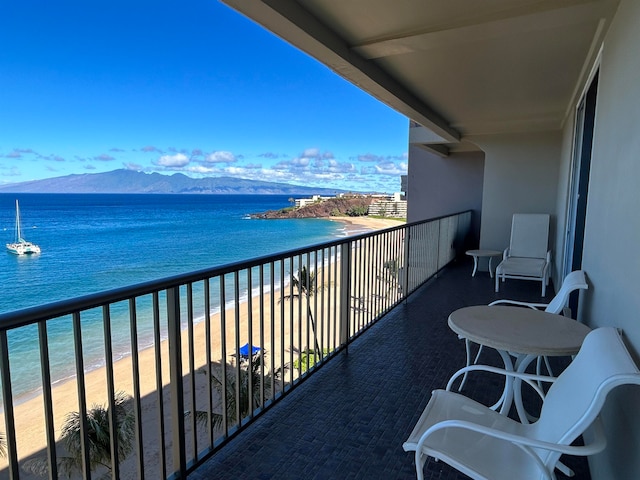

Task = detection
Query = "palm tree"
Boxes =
[282,266,321,354]
[0,431,6,459]
[193,353,285,428]
[381,258,401,297]
[23,391,135,478]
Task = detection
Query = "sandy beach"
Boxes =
[0,215,404,478]
[330,215,405,234]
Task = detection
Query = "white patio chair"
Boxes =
[404,328,640,480]
[495,213,551,296]
[458,270,589,391]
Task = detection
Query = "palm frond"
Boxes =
[23,391,135,478]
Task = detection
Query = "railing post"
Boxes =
[0,331,19,480]
[339,241,351,348]
[403,225,411,298]
[167,286,186,478]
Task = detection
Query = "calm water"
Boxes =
[0,193,346,400]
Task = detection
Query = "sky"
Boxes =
[0,1,409,193]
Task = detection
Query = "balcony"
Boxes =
[0,211,589,479]
[190,258,591,480]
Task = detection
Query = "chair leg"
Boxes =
[556,461,576,477]
[459,339,484,391]
[473,345,485,364]
[459,339,473,391]
[415,451,427,480]
[543,356,554,377]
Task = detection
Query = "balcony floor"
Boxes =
[191,258,590,479]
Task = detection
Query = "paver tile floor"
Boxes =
[192,258,590,479]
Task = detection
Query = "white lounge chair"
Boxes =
[403,327,640,480]
[495,213,551,296]
[459,270,589,391]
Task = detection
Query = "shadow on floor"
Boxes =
[191,258,589,480]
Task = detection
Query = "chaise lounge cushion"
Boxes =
[496,257,546,278]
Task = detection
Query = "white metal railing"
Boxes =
[0,210,471,479]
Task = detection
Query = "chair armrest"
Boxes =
[503,248,509,259]
[446,364,556,400]
[488,299,549,309]
[416,415,607,470]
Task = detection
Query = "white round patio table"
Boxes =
[448,305,592,422]
[465,249,502,277]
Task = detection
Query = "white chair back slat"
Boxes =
[509,213,550,258]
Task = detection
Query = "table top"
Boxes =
[448,305,592,356]
[465,249,502,257]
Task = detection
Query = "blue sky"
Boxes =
[0,1,408,193]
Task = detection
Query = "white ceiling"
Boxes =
[222,0,619,152]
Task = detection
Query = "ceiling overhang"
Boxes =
[221,0,619,155]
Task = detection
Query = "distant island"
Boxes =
[0,169,353,196]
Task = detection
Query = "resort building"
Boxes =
[367,192,407,218]
[294,194,328,208]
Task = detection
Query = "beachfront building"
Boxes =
[219,1,639,478]
[367,192,407,218]
[294,194,328,208]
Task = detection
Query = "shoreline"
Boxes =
[14,217,401,405]
[329,215,404,235]
[0,214,403,475]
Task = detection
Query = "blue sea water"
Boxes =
[0,193,346,400]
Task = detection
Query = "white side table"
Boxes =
[465,249,503,278]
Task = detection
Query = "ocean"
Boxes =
[0,193,348,400]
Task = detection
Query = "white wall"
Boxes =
[577,0,640,477]
[406,147,484,246]
[469,131,562,264]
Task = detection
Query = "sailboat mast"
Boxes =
[15,199,21,242]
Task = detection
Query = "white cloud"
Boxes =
[356,153,383,162]
[225,166,250,175]
[302,147,320,158]
[0,166,22,177]
[375,161,407,175]
[155,153,190,167]
[205,151,237,163]
[187,165,217,174]
[124,162,144,171]
[141,145,162,153]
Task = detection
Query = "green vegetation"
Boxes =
[282,266,321,354]
[194,354,285,428]
[293,348,331,373]
[345,205,369,217]
[23,392,135,478]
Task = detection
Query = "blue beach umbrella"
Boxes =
[238,343,261,357]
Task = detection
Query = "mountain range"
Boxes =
[0,170,350,195]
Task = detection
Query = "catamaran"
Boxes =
[6,200,41,255]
